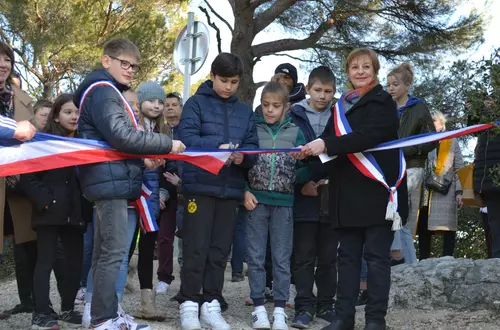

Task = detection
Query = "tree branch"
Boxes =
[252,20,333,57]
[249,0,273,9]
[255,80,267,89]
[270,52,321,64]
[253,0,298,35]
[100,0,113,38]
[199,6,222,54]
[203,0,233,33]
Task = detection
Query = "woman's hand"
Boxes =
[303,139,326,156]
[164,172,180,186]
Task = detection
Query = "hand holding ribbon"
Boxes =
[302,139,326,156]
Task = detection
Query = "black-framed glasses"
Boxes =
[108,55,141,73]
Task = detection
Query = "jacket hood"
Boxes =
[294,98,332,114]
[195,80,238,103]
[397,95,423,116]
[74,68,129,108]
[289,83,306,104]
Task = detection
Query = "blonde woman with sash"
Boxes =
[300,47,408,330]
[417,111,464,259]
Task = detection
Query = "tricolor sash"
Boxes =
[333,97,406,230]
[79,81,159,232]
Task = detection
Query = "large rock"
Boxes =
[389,257,500,310]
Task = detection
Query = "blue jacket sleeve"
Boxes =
[87,86,172,154]
[238,111,259,168]
[0,115,17,139]
[178,97,223,148]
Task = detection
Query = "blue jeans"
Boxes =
[391,226,417,264]
[390,168,422,264]
[86,206,137,317]
[246,204,293,305]
[81,223,94,287]
[231,207,247,275]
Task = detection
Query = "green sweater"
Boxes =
[246,116,310,207]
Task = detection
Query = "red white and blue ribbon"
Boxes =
[333,98,406,230]
[130,182,158,232]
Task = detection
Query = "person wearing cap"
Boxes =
[255,63,307,118]
[274,63,306,105]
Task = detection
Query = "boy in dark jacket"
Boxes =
[176,53,258,330]
[289,66,339,328]
[74,38,185,330]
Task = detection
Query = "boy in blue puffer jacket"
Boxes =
[176,53,259,330]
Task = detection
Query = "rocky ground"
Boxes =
[1,260,500,329]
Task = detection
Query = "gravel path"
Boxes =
[1,260,500,329]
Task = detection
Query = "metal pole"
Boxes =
[183,12,195,103]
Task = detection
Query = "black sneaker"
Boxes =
[291,311,313,329]
[3,302,34,315]
[356,290,368,306]
[316,309,335,323]
[59,309,82,328]
[231,273,245,282]
[31,312,60,329]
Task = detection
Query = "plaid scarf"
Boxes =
[0,84,15,119]
[342,79,379,111]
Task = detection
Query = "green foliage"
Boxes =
[0,0,188,99]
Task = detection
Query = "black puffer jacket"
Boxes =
[74,69,172,201]
[474,131,500,194]
[19,167,86,230]
[398,100,437,168]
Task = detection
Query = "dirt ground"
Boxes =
[1,260,499,329]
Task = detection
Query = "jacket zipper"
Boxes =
[264,124,286,190]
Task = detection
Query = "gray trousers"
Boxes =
[91,199,129,325]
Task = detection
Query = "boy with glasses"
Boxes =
[74,38,185,330]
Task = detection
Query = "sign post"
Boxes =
[174,12,210,103]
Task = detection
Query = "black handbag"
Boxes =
[426,172,452,195]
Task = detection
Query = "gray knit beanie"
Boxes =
[136,81,167,105]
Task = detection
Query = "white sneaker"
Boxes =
[155,281,169,295]
[90,319,116,330]
[272,307,288,330]
[83,302,91,329]
[252,306,270,329]
[115,313,150,330]
[116,304,150,330]
[285,285,296,309]
[200,300,230,330]
[180,301,201,330]
[75,287,86,304]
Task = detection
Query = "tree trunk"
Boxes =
[230,4,258,106]
[42,80,55,100]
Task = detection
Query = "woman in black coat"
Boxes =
[19,94,86,329]
[301,48,408,330]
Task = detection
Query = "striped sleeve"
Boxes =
[0,114,17,139]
